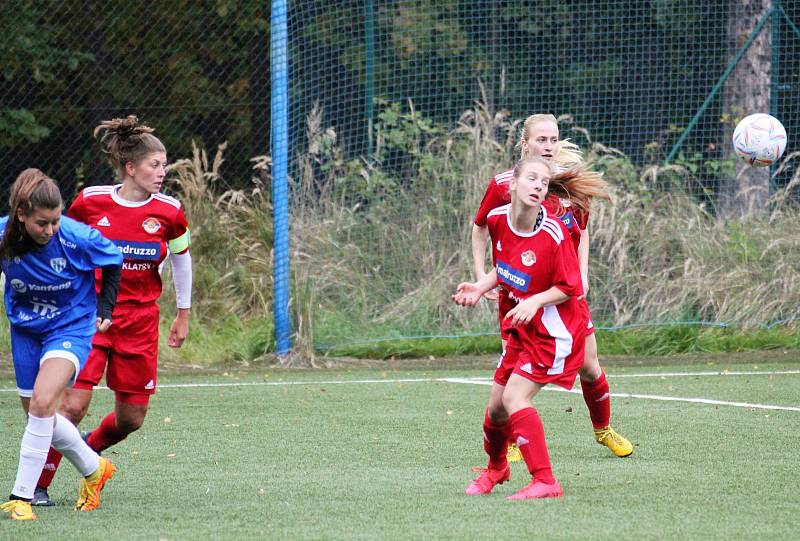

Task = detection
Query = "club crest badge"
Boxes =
[143,217,161,234]
[521,250,536,266]
[50,257,67,273]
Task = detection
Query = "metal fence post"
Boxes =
[665,8,773,164]
[770,0,781,190]
[365,0,375,157]
[271,0,292,355]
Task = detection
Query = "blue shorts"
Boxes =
[10,322,96,397]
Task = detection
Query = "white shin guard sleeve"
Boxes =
[51,413,99,477]
[12,414,54,499]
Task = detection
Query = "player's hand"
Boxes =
[452,282,482,306]
[505,298,540,326]
[96,317,113,333]
[483,288,499,301]
[168,314,190,348]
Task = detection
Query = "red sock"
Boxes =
[482,410,510,471]
[87,412,129,452]
[36,448,63,489]
[509,407,555,484]
[580,372,611,429]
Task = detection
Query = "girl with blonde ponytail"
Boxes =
[468,114,632,474]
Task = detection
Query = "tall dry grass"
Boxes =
[163,101,800,362]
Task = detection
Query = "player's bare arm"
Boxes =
[471,224,498,301]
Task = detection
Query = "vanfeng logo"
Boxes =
[10,279,26,293]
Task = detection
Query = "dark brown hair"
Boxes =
[94,115,166,179]
[0,169,63,259]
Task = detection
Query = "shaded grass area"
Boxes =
[0,356,798,540]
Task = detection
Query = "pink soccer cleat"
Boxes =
[506,479,563,500]
[464,466,511,495]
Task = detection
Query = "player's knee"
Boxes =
[116,413,146,433]
[60,402,89,424]
[486,403,508,423]
[28,393,58,417]
[501,389,525,414]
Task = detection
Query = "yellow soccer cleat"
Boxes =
[75,457,117,511]
[506,443,523,462]
[1,499,37,521]
[594,426,633,457]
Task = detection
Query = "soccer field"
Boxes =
[1,357,799,540]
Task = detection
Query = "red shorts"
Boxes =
[496,329,585,390]
[497,289,515,341]
[580,298,595,336]
[493,337,522,386]
[75,302,159,397]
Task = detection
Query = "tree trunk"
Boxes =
[721,0,772,218]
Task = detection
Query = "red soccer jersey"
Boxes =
[474,168,513,228]
[68,185,189,305]
[474,167,587,252]
[486,204,587,377]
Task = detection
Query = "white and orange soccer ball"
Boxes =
[732,113,787,167]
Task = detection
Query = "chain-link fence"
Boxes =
[4,1,800,354]
[1,0,270,204]
[282,0,800,352]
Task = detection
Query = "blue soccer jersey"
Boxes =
[0,215,123,333]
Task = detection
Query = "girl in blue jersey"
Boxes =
[0,169,123,521]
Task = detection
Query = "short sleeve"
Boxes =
[474,181,508,227]
[166,206,190,254]
[78,226,123,271]
[67,191,87,222]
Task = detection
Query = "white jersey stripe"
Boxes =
[153,193,182,209]
[541,220,563,244]
[487,204,511,218]
[540,305,573,375]
[82,186,115,198]
[494,169,514,185]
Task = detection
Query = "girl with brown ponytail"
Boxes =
[1,169,122,520]
[33,115,193,507]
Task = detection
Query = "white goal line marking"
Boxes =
[0,369,798,412]
[440,377,800,412]
[607,369,800,378]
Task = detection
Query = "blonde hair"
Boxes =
[552,139,583,169]
[548,166,610,216]
[512,155,557,181]
[94,115,166,179]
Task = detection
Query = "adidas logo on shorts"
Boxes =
[144,380,155,390]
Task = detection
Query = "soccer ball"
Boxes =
[732,113,787,167]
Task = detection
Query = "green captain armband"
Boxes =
[168,229,191,254]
